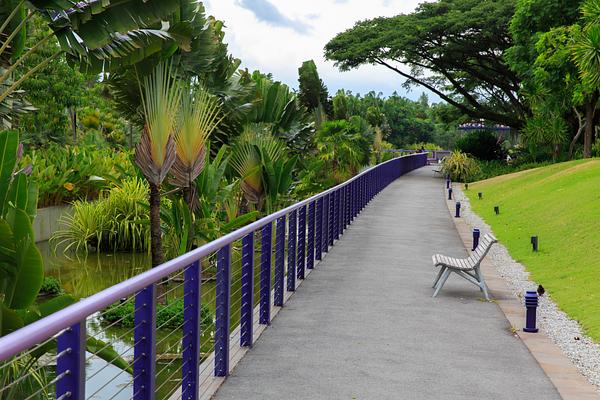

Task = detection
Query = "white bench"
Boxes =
[431,233,497,300]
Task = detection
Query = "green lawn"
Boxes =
[466,159,600,341]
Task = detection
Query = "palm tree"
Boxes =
[570,0,600,157]
[230,125,296,213]
[136,63,182,267]
[315,120,364,182]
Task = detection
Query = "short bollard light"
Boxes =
[531,236,539,252]
[523,291,539,333]
[455,201,461,218]
[478,192,483,200]
[446,178,451,189]
[472,228,480,251]
[494,205,500,215]
[464,183,469,190]
[448,188,453,200]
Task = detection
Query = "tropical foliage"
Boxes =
[441,150,481,182]
[20,145,134,207]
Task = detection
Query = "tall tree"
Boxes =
[324,0,526,128]
[298,60,332,117]
[506,0,599,157]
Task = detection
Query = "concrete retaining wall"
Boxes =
[34,206,72,243]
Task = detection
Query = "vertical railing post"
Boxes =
[307,201,315,269]
[274,216,285,306]
[333,190,340,241]
[297,206,306,280]
[323,194,329,252]
[240,233,254,347]
[341,186,347,231]
[287,210,297,291]
[346,185,351,227]
[215,245,231,377]
[315,197,323,261]
[260,223,272,324]
[182,261,201,400]
[134,284,156,400]
[56,321,85,400]
[353,180,358,218]
[328,193,334,246]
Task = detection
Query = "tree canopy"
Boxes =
[324,0,526,128]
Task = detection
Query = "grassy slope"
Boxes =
[466,159,600,340]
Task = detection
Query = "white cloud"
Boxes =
[204,0,437,100]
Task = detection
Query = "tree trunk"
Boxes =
[183,184,195,251]
[583,93,598,158]
[568,107,585,160]
[70,107,77,143]
[149,182,163,268]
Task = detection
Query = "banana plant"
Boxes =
[0,0,192,124]
[0,130,130,397]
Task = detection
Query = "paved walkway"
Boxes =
[213,167,561,400]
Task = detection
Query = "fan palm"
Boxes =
[136,62,182,267]
[171,86,223,206]
[230,125,288,211]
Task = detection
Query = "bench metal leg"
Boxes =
[474,266,490,300]
[432,266,446,288]
[432,269,451,298]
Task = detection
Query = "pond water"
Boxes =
[39,242,195,399]
[38,241,262,399]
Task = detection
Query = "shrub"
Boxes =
[455,130,504,160]
[472,160,553,181]
[102,299,213,331]
[39,277,63,296]
[441,150,480,182]
[20,144,135,207]
[406,142,443,151]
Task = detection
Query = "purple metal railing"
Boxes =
[0,153,426,400]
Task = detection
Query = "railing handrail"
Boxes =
[0,153,425,361]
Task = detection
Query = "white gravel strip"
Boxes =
[454,186,600,390]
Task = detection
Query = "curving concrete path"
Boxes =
[213,166,561,400]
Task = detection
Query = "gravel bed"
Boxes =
[454,186,600,389]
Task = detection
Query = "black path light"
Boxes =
[472,228,480,251]
[446,177,451,189]
[523,291,539,333]
[455,202,461,218]
[531,236,538,252]
[478,192,483,200]
[494,205,500,215]
[464,183,469,190]
[448,188,453,200]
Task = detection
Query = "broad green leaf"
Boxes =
[222,211,259,232]
[22,294,76,325]
[86,336,132,373]
[0,131,18,217]
[7,173,27,212]
[1,304,24,336]
[6,209,43,309]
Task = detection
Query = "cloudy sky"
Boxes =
[203,0,434,101]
